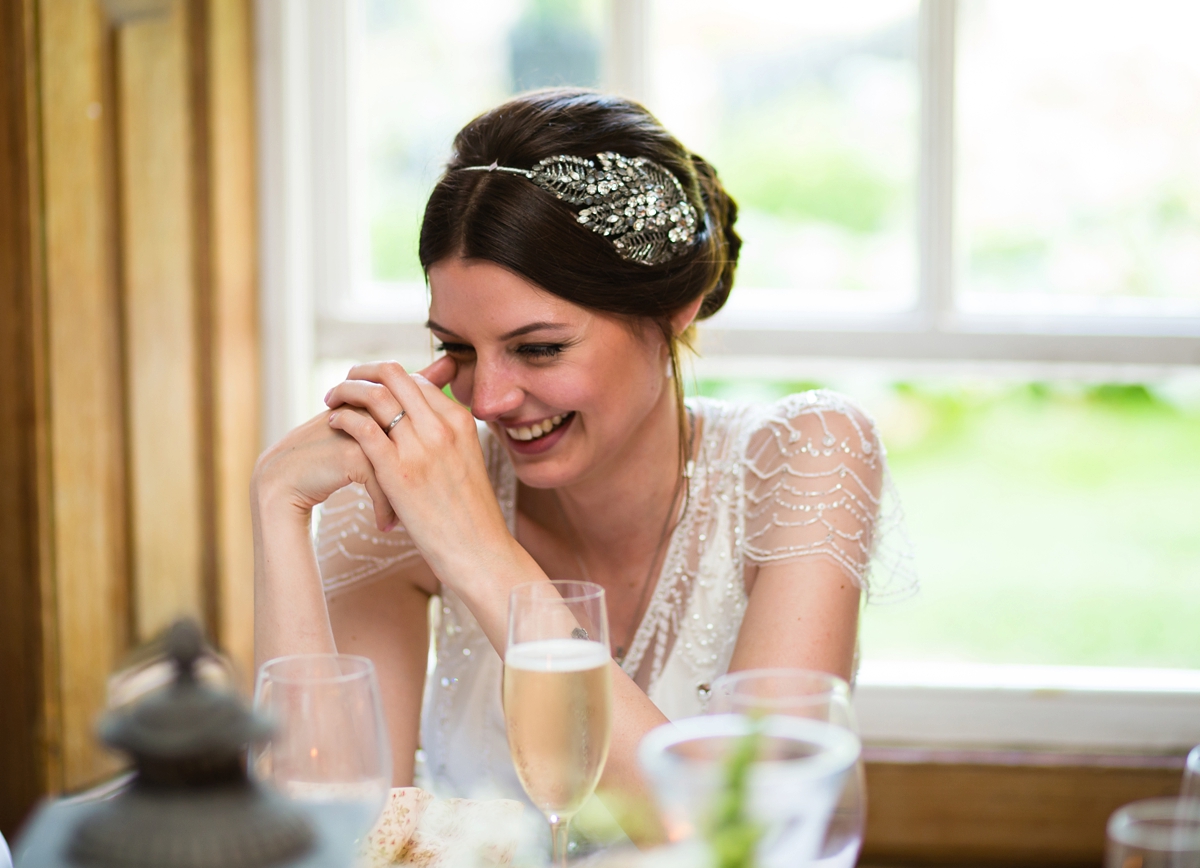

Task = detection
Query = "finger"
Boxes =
[329,406,407,492]
[417,354,457,389]
[343,416,398,530]
[346,361,443,432]
[325,379,404,430]
[362,473,397,532]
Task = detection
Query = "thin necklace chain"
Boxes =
[556,410,695,665]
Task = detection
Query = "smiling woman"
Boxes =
[251,90,914,831]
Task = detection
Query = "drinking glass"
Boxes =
[252,654,392,840]
[708,669,866,868]
[1106,797,1200,868]
[504,581,613,867]
[1184,746,1200,800]
[639,713,860,868]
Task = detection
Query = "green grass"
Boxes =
[693,378,1200,669]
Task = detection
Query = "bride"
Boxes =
[252,89,911,814]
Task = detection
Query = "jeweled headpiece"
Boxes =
[459,152,699,266]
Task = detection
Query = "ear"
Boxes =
[669,295,706,337]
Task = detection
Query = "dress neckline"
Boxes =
[496,398,718,680]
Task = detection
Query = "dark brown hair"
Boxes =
[419,89,741,472]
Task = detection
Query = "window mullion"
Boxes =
[917,0,957,327]
[606,0,648,100]
[307,0,353,320]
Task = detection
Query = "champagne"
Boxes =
[503,638,612,818]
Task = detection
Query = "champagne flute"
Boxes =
[252,654,392,840]
[1184,746,1200,800]
[504,581,613,866]
[1106,797,1200,868]
[708,669,866,868]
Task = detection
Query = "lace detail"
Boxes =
[317,484,423,596]
[742,390,916,601]
[316,393,915,801]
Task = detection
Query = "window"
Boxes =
[256,0,1200,751]
[957,1,1200,313]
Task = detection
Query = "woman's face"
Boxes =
[427,257,671,490]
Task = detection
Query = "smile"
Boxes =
[504,412,573,442]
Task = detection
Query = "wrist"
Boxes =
[437,532,543,604]
[250,464,313,530]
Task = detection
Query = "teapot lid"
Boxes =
[99,619,271,760]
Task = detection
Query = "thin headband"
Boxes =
[460,152,699,266]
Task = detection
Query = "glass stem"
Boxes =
[549,814,570,867]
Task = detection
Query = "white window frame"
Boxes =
[255,0,1200,754]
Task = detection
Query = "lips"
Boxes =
[504,412,573,442]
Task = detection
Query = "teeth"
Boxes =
[506,413,569,442]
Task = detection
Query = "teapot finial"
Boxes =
[164,617,204,681]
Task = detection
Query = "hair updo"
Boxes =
[419,89,741,471]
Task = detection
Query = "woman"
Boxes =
[253,89,911,810]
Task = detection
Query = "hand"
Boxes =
[252,400,399,533]
[323,356,514,583]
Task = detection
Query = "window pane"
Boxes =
[692,375,1200,669]
[957,0,1200,312]
[648,0,919,316]
[357,0,605,291]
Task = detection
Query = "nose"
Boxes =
[464,357,525,422]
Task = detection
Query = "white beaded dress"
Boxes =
[316,391,914,801]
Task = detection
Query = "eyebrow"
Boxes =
[425,319,572,341]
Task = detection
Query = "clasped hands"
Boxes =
[254,356,512,584]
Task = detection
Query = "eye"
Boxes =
[517,344,564,360]
[436,342,474,357]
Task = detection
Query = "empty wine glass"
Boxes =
[1184,746,1200,800]
[1106,797,1200,868]
[504,581,613,867]
[708,669,865,868]
[252,654,392,840]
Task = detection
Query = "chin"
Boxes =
[507,454,583,490]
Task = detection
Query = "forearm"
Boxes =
[598,664,670,844]
[252,476,337,667]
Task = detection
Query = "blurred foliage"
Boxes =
[691,377,1200,669]
[371,206,424,283]
[707,725,764,868]
[714,91,900,234]
[969,232,1049,283]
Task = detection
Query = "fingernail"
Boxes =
[324,388,332,403]
[328,412,338,424]
[383,518,398,532]
[411,374,431,386]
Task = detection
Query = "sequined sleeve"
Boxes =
[315,483,423,597]
[741,391,916,601]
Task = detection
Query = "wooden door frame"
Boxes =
[0,0,56,836]
[0,0,259,836]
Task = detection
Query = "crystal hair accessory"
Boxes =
[459,152,699,266]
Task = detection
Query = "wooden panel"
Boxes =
[115,0,205,640]
[1,0,260,832]
[38,0,129,791]
[862,759,1183,866]
[207,0,259,684]
[0,0,53,837]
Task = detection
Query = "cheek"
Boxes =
[529,370,594,411]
